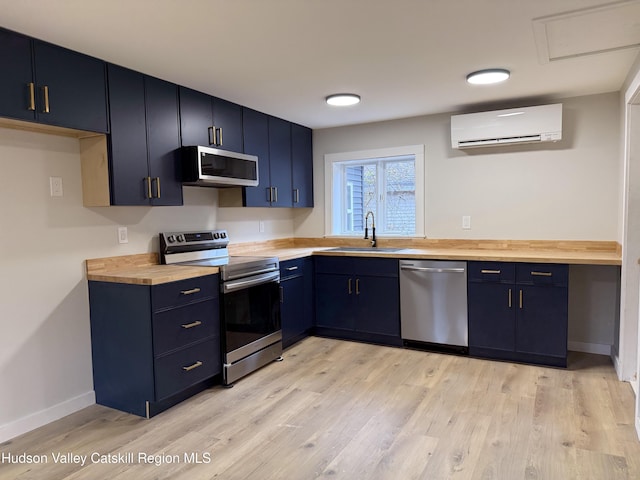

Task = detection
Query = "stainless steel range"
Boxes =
[160,229,282,386]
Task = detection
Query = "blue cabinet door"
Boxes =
[355,275,400,336]
[468,282,515,352]
[212,97,243,152]
[281,275,305,348]
[291,123,313,208]
[33,40,107,133]
[107,64,149,205]
[242,108,271,207]
[145,76,183,206]
[0,28,34,121]
[179,86,213,147]
[315,273,355,330]
[516,285,568,358]
[268,116,293,207]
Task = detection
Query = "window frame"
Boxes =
[324,145,425,238]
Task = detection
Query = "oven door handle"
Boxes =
[223,271,280,294]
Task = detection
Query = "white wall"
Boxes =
[296,93,620,241]
[294,92,622,355]
[0,127,293,442]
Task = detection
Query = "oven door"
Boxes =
[221,271,282,364]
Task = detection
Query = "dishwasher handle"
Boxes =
[400,265,465,273]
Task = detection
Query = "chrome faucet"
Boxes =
[364,211,376,247]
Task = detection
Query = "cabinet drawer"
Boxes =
[154,338,220,400]
[355,258,398,277]
[468,262,515,283]
[315,256,353,274]
[280,258,305,280]
[516,263,568,287]
[152,275,218,311]
[153,299,219,355]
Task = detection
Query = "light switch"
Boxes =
[50,177,63,197]
[462,216,471,229]
[118,227,128,244]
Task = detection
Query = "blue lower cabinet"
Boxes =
[468,261,568,367]
[314,256,401,346]
[280,258,314,348]
[88,274,221,417]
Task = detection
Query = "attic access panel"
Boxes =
[533,0,640,63]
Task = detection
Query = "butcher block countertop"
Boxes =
[86,253,219,285]
[86,238,621,286]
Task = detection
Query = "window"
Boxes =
[325,145,425,237]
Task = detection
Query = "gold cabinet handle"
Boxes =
[267,187,273,202]
[208,126,215,145]
[348,278,352,294]
[182,361,203,372]
[356,278,360,295]
[27,82,36,111]
[519,289,523,309]
[42,85,50,113]
[285,266,298,271]
[531,271,552,277]
[508,288,512,308]
[180,287,201,295]
[145,177,152,199]
[273,186,278,203]
[218,127,223,146]
[294,188,300,204]
[181,320,202,329]
[154,177,161,198]
[481,269,501,274]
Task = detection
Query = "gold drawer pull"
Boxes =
[286,266,299,271]
[481,269,501,274]
[519,289,523,309]
[508,288,512,308]
[182,361,203,372]
[531,271,552,277]
[42,85,50,113]
[27,82,36,111]
[181,320,202,329]
[180,288,201,295]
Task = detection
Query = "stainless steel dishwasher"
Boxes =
[400,260,468,351]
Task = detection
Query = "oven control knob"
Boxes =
[167,235,175,243]
[177,234,185,243]
[220,232,227,239]
[213,232,220,239]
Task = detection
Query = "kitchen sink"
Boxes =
[328,247,407,253]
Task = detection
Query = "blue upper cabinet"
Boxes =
[212,97,243,153]
[0,28,33,122]
[268,116,293,207]
[230,109,314,208]
[108,64,182,206]
[291,123,313,208]
[242,108,271,207]
[0,28,108,133]
[179,86,243,152]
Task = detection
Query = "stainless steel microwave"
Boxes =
[181,145,259,187]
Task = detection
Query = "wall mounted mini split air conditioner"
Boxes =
[450,103,562,149]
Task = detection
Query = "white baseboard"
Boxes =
[0,391,95,443]
[568,341,612,356]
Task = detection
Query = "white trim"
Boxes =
[324,145,425,237]
[567,341,611,356]
[0,390,95,443]
[636,415,640,441]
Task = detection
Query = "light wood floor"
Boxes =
[2,337,639,480]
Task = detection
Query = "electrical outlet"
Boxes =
[49,177,63,197]
[462,215,471,230]
[259,221,265,233]
[118,226,128,244]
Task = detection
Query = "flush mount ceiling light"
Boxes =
[326,93,361,106]
[466,69,510,85]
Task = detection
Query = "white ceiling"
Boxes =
[0,0,639,129]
